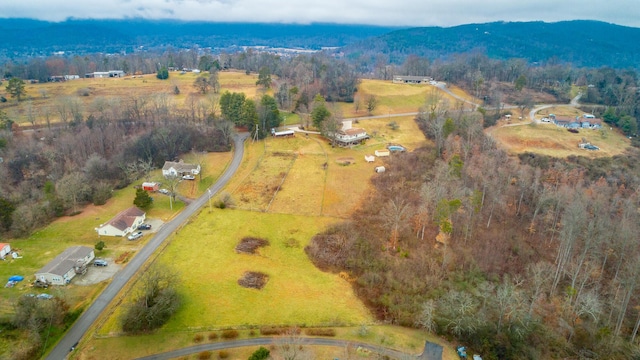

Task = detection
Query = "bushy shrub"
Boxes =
[248,347,270,360]
[208,332,218,340]
[193,333,204,343]
[221,329,239,339]
[305,328,336,336]
[218,350,229,359]
[197,351,212,359]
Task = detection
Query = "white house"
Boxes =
[96,207,146,237]
[331,120,369,147]
[0,243,11,259]
[35,246,95,286]
[392,75,433,84]
[162,160,201,178]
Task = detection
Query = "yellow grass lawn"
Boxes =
[491,122,630,158]
[96,209,372,337]
[535,105,582,119]
[337,79,462,118]
[229,116,427,218]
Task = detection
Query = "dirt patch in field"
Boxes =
[499,135,568,150]
[235,237,269,254]
[238,271,269,289]
[336,157,355,165]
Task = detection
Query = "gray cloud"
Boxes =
[1,0,639,28]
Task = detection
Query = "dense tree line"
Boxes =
[307,102,640,358]
[0,110,232,237]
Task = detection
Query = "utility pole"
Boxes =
[208,189,212,212]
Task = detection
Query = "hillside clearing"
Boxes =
[491,122,630,158]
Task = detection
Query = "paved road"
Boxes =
[136,337,416,360]
[46,133,249,360]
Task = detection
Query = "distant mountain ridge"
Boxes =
[2,19,640,69]
[0,18,401,57]
[342,20,640,69]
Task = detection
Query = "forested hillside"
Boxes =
[0,19,400,59]
[344,20,640,69]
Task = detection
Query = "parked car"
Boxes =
[585,144,600,151]
[182,174,195,180]
[159,189,170,195]
[128,231,143,240]
[37,293,54,300]
[568,128,579,133]
[94,259,108,267]
[541,117,550,122]
[137,223,152,230]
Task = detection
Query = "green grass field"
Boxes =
[0,151,232,315]
[97,209,372,336]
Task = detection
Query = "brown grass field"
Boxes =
[491,122,631,158]
[1,71,268,125]
[8,71,626,359]
[337,79,472,118]
[228,115,427,218]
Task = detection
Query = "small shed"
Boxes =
[375,149,390,157]
[364,155,375,163]
[142,182,159,192]
[0,243,10,259]
[375,166,386,173]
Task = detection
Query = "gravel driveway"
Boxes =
[74,260,121,286]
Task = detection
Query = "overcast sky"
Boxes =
[2,0,639,28]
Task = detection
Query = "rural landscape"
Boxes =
[1,13,640,360]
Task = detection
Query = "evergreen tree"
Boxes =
[133,188,153,210]
[5,78,26,101]
[156,67,169,80]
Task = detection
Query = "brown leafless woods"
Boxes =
[307,109,640,359]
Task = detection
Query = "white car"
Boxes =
[541,117,550,122]
[128,231,143,240]
[159,189,169,194]
[182,175,195,180]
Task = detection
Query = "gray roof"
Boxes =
[162,160,199,173]
[37,246,93,276]
[394,75,432,81]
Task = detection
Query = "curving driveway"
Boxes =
[136,337,422,360]
[46,133,249,360]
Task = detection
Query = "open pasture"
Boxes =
[337,79,467,118]
[96,209,372,336]
[491,122,630,158]
[1,70,266,125]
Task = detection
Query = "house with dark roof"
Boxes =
[35,246,94,285]
[162,160,201,178]
[95,207,146,237]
